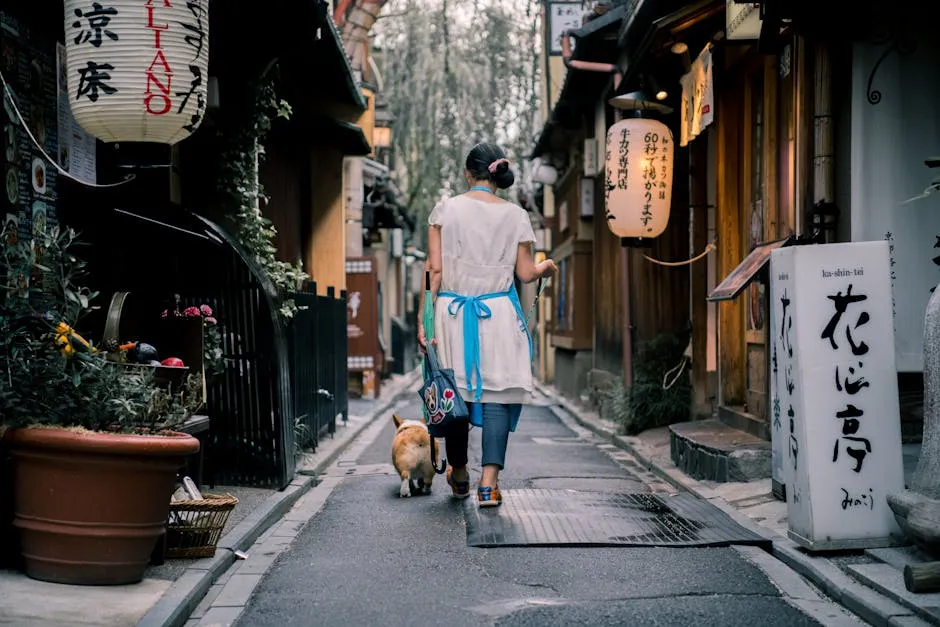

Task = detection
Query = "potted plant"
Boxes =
[0,225,201,585]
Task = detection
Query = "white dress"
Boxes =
[429,195,537,405]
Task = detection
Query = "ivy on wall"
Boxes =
[216,76,307,319]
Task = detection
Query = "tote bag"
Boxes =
[418,341,469,439]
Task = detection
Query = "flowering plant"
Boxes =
[162,302,224,377]
[0,227,199,433]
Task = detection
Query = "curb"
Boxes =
[137,368,421,627]
[137,476,316,627]
[538,383,927,627]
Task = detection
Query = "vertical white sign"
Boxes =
[773,242,904,550]
[547,2,582,56]
[580,177,594,218]
[679,44,715,147]
[583,138,598,177]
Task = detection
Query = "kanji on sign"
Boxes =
[72,3,119,48]
[76,61,117,102]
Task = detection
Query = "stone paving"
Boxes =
[543,384,935,626]
[0,369,421,627]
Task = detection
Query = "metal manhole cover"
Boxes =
[464,489,770,548]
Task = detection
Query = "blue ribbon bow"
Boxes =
[438,286,533,404]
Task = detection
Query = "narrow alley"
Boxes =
[188,393,862,627]
[6,2,940,626]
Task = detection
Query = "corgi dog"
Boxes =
[391,414,440,498]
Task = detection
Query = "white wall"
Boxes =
[851,23,940,372]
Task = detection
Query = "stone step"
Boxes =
[669,419,772,483]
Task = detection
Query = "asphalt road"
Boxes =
[234,397,861,627]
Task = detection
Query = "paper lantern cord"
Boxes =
[642,241,717,267]
[0,70,134,189]
[662,355,688,390]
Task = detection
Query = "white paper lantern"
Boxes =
[604,117,674,239]
[64,0,210,145]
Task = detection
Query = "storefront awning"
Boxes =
[362,158,389,187]
[617,0,724,91]
[301,116,371,156]
[216,1,367,112]
[322,17,369,111]
[571,5,627,38]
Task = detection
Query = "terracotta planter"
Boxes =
[4,427,199,585]
[0,438,16,569]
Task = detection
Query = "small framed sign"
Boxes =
[583,138,598,177]
[580,177,594,218]
[547,2,582,56]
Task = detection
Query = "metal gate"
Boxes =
[289,283,348,451]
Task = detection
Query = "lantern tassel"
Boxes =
[0,69,134,189]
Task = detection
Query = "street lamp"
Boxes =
[374,126,392,149]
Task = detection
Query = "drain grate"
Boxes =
[464,489,770,548]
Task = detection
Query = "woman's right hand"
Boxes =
[417,325,436,354]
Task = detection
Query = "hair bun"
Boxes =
[491,165,515,190]
[466,142,514,189]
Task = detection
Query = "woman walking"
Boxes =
[418,142,557,507]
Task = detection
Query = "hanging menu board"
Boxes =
[56,43,96,186]
[0,10,59,248]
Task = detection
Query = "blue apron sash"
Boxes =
[438,285,531,429]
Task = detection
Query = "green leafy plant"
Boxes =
[0,226,200,433]
[203,320,224,376]
[216,76,306,319]
[600,332,692,435]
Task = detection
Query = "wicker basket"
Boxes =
[165,493,238,559]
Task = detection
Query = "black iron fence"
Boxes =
[61,206,349,490]
[289,283,348,452]
[195,246,290,488]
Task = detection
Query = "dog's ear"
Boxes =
[392,413,403,428]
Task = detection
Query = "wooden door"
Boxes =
[743,66,768,420]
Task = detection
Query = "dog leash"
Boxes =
[430,440,446,474]
[524,277,547,327]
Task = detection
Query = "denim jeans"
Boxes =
[441,402,512,469]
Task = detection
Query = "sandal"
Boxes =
[446,467,471,499]
[477,485,502,508]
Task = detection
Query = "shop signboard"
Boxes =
[771,242,905,551]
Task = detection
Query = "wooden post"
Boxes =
[716,77,745,406]
[620,246,633,388]
[614,107,634,389]
[690,138,709,416]
[904,562,940,593]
